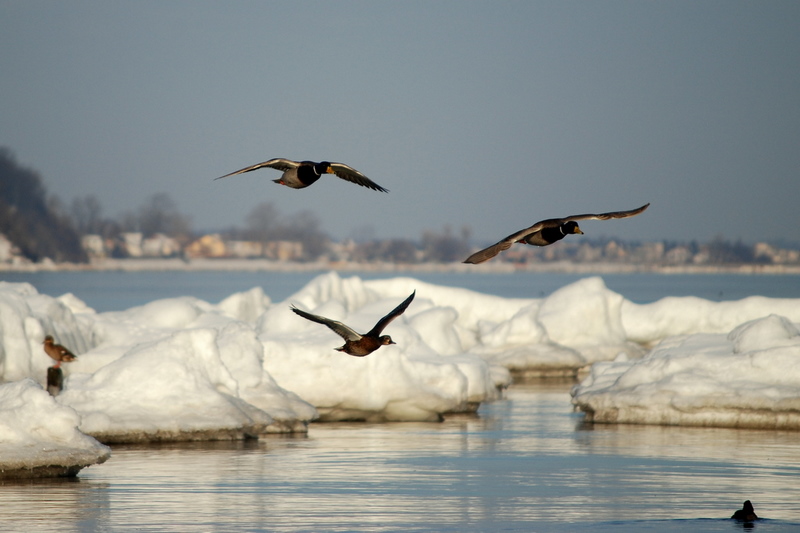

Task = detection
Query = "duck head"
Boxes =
[313,161,334,175]
[379,335,396,346]
[563,221,584,235]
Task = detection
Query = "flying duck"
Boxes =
[43,335,78,368]
[290,291,415,356]
[731,500,758,522]
[215,158,388,192]
[463,203,650,264]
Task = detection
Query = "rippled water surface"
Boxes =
[2,383,798,532]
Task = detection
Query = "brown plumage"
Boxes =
[43,335,77,368]
[290,291,415,356]
[464,203,650,264]
[215,158,388,192]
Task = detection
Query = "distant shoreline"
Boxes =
[2,258,800,275]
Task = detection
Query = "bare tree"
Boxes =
[70,195,103,234]
[421,225,471,262]
[242,202,329,260]
[137,193,193,241]
[0,147,86,262]
[244,202,279,242]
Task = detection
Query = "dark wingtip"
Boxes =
[365,180,389,193]
[214,172,236,181]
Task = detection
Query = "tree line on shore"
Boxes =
[1,147,472,263]
[1,147,796,266]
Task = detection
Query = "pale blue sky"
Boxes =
[2,1,799,245]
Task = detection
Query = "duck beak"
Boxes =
[325,167,335,174]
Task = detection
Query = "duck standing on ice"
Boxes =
[43,335,78,368]
[43,335,77,396]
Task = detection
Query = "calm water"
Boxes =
[1,383,798,532]
[2,269,800,312]
[2,270,800,531]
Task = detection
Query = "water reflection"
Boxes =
[2,382,798,532]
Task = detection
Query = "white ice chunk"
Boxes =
[572,314,800,429]
[622,295,800,345]
[538,277,644,362]
[57,329,274,442]
[0,379,110,477]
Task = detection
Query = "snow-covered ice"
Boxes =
[568,281,800,430]
[0,379,110,477]
[0,274,513,439]
[0,281,317,443]
[258,273,508,421]
[572,314,800,429]
[1,271,799,473]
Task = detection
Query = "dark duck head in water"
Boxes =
[731,500,758,522]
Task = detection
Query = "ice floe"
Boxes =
[0,281,316,443]
[572,314,800,429]
[0,379,110,477]
[1,272,799,474]
[259,273,506,421]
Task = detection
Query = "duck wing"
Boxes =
[215,158,299,180]
[56,345,77,361]
[366,291,416,337]
[329,162,389,192]
[557,203,650,223]
[463,220,554,264]
[45,342,77,362]
[291,306,362,342]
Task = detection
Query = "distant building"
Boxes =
[754,242,798,264]
[141,233,182,257]
[264,240,304,261]
[185,234,227,258]
[226,240,263,258]
[183,234,304,260]
[328,240,357,262]
[81,234,106,258]
[121,232,143,258]
[635,242,664,263]
[692,247,710,264]
[664,245,692,264]
[603,241,627,261]
[576,242,603,262]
